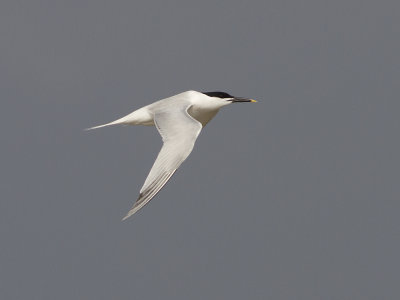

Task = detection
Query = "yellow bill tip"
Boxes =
[250,99,257,103]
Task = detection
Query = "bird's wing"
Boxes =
[122,105,202,220]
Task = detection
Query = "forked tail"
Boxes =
[85,118,126,131]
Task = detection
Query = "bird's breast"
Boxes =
[188,106,219,127]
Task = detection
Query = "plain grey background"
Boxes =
[1,0,399,299]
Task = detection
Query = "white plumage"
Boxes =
[87,90,256,220]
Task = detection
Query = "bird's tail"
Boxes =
[85,118,126,131]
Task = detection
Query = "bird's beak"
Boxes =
[230,97,257,103]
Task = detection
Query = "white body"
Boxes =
[89,90,230,129]
[88,90,249,220]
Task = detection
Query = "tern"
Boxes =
[87,90,256,220]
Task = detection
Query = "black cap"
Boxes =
[201,91,234,98]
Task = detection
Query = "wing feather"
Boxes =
[122,105,202,220]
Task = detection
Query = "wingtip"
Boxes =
[121,214,131,221]
[121,208,137,221]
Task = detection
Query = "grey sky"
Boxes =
[1,0,399,299]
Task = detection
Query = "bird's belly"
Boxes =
[140,120,155,126]
[188,106,219,127]
[122,107,155,126]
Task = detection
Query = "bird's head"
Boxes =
[201,91,257,105]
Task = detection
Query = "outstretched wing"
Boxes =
[122,105,202,220]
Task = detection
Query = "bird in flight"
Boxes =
[87,90,256,220]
